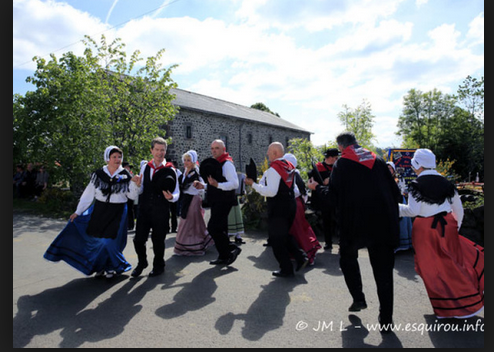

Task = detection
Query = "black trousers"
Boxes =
[322,206,337,245]
[208,201,237,260]
[269,217,306,274]
[339,241,395,320]
[134,206,170,270]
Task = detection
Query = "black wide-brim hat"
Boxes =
[154,167,177,193]
[200,158,223,184]
[246,158,257,180]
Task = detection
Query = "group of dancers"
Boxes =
[44,133,484,324]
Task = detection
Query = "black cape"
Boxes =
[315,156,402,248]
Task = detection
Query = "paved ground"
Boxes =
[13,211,483,348]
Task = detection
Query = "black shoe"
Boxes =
[349,301,368,312]
[149,268,164,277]
[131,263,148,278]
[226,247,242,265]
[296,255,309,272]
[324,244,333,251]
[379,315,394,334]
[272,270,295,278]
[235,237,246,245]
[210,258,228,265]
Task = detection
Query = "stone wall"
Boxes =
[166,108,311,170]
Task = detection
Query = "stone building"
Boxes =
[165,88,312,170]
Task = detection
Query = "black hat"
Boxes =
[154,168,177,193]
[200,158,223,184]
[245,158,257,180]
[324,148,340,158]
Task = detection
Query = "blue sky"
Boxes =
[13,0,484,147]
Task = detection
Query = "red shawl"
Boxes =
[271,160,295,188]
[316,162,333,173]
[216,152,234,164]
[341,145,377,170]
[148,160,174,175]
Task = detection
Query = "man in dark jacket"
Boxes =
[308,132,401,331]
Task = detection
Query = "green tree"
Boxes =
[287,138,326,180]
[457,75,484,121]
[397,89,456,151]
[250,102,280,117]
[396,78,484,181]
[337,100,376,148]
[13,35,178,192]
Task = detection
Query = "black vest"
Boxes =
[206,161,236,205]
[139,165,171,210]
[266,177,296,219]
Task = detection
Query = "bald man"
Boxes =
[195,140,241,266]
[246,143,308,277]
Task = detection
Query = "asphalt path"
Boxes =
[13,211,484,348]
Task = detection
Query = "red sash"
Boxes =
[271,160,295,188]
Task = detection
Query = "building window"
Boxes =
[269,135,273,144]
[185,125,192,139]
[247,133,253,145]
[219,135,228,150]
[286,137,290,148]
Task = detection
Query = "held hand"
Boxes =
[193,181,205,190]
[69,213,78,223]
[207,176,218,188]
[163,190,173,200]
[244,178,255,187]
[307,178,318,191]
[132,174,143,187]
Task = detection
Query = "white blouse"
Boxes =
[399,170,464,229]
[75,166,140,215]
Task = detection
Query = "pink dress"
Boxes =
[174,195,214,256]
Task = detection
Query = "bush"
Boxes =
[36,187,78,218]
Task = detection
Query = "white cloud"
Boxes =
[13,0,483,148]
[13,0,108,69]
[466,12,484,47]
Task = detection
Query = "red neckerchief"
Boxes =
[271,160,295,188]
[316,162,333,173]
[216,152,233,164]
[341,145,377,170]
[148,160,174,175]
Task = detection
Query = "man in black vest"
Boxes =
[132,137,180,278]
[194,140,242,266]
[245,142,308,277]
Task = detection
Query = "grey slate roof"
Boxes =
[171,88,311,134]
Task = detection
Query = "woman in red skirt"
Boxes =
[285,153,322,266]
[399,149,484,319]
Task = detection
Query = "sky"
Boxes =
[13,0,484,148]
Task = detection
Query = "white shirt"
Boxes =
[205,160,239,192]
[399,170,464,228]
[252,158,299,198]
[75,166,140,215]
[138,160,180,203]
